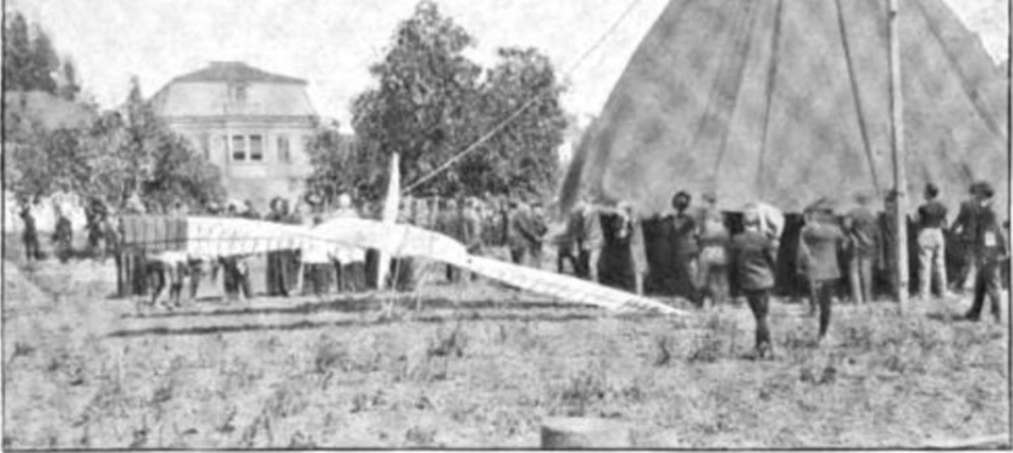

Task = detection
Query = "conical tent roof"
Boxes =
[563,0,1008,215]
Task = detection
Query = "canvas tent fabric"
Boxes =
[562,0,1008,216]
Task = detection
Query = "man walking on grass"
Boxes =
[732,208,778,358]
[797,199,845,344]
[963,182,1008,323]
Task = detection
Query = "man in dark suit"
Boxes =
[797,199,845,344]
[951,183,985,292]
[19,199,41,261]
[437,198,462,282]
[670,191,700,303]
[52,207,74,263]
[507,197,544,268]
[963,182,1008,322]
[731,208,779,358]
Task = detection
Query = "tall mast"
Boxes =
[888,0,909,310]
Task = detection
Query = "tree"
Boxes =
[303,122,380,203]
[4,122,89,200]
[3,12,63,94]
[4,77,226,210]
[3,12,33,91]
[141,133,226,209]
[465,47,567,197]
[347,1,567,200]
[58,58,81,101]
[29,24,59,94]
[351,0,483,197]
[110,77,225,208]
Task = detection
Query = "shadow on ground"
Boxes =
[107,309,610,338]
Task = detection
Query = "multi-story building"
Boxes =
[151,61,319,210]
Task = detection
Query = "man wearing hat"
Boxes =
[797,198,845,343]
[266,197,293,296]
[670,191,700,302]
[963,182,1007,322]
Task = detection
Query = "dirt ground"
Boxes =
[2,256,1010,449]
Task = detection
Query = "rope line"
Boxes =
[755,0,786,198]
[402,0,645,194]
[834,0,881,195]
[911,0,1007,141]
[686,0,749,154]
[710,0,762,183]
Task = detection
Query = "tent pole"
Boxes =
[888,0,909,310]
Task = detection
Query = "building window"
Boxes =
[199,133,211,160]
[249,135,263,161]
[302,135,313,156]
[229,83,248,102]
[277,135,291,163]
[232,135,246,161]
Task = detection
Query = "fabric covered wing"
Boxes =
[168,216,683,315]
[311,217,469,264]
[186,217,314,259]
[461,256,685,316]
[311,218,683,315]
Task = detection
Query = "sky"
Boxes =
[7,0,1009,132]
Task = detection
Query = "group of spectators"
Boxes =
[17,181,1009,347]
[16,195,116,264]
[548,181,1007,358]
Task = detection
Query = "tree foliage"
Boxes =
[58,58,81,101]
[466,47,568,197]
[348,1,567,200]
[4,76,225,210]
[2,12,63,95]
[305,121,384,204]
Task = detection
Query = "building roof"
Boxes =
[151,62,317,119]
[171,61,307,85]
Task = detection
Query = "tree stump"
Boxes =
[540,417,631,449]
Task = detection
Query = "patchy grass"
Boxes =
[2,259,1009,448]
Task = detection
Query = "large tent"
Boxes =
[562,0,1009,216]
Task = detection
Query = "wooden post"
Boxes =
[540,417,631,449]
[888,0,909,310]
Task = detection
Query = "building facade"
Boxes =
[151,61,319,210]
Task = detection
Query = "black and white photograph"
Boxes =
[1,0,1011,449]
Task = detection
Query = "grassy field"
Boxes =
[2,257,1010,448]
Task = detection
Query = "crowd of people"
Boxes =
[12,179,1009,357]
[547,181,1007,358]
